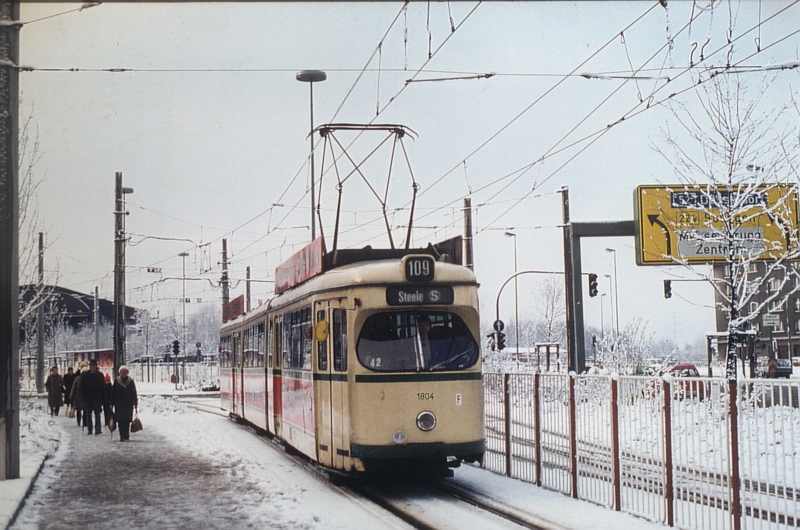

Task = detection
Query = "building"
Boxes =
[19,284,137,343]
[713,263,799,361]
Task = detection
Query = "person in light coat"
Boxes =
[111,365,138,442]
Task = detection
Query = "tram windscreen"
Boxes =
[356,311,478,372]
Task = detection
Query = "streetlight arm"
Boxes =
[495,270,564,324]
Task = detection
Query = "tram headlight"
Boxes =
[416,411,436,432]
[392,430,407,444]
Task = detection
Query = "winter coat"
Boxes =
[111,376,138,425]
[62,372,77,404]
[81,369,106,411]
[70,375,84,410]
[45,374,64,408]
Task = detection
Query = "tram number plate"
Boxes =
[404,256,434,282]
[417,392,434,400]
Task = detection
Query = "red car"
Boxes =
[668,363,706,400]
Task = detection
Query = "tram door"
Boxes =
[231,332,241,417]
[315,301,349,469]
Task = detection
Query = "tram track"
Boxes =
[186,403,551,529]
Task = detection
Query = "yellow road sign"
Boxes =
[634,184,800,265]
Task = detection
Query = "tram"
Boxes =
[219,238,484,474]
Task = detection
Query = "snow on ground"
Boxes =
[3,383,666,529]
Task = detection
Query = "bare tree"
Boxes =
[654,75,800,379]
[532,275,566,345]
[17,105,53,324]
[594,318,653,374]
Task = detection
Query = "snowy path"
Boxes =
[10,396,409,529]
[7,395,669,530]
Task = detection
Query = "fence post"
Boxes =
[569,374,578,499]
[611,377,621,511]
[728,380,741,530]
[534,373,542,487]
[504,373,512,477]
[663,379,674,527]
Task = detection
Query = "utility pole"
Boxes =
[221,238,230,306]
[0,1,21,480]
[246,266,251,313]
[560,187,577,373]
[463,198,474,271]
[113,172,133,377]
[36,232,44,393]
[94,286,99,349]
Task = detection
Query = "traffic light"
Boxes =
[497,332,506,351]
[588,273,598,297]
[663,280,672,299]
[172,339,180,356]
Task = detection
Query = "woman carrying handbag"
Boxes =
[110,366,138,442]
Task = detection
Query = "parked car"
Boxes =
[756,358,793,379]
[668,363,706,400]
[792,357,800,367]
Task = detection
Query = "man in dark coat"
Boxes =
[62,366,76,408]
[111,365,138,442]
[81,359,106,435]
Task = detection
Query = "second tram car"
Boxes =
[219,239,484,474]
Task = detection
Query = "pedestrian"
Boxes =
[81,359,106,435]
[44,366,64,416]
[70,366,87,427]
[62,366,76,409]
[111,365,138,442]
[103,373,113,428]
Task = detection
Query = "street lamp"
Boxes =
[605,248,620,339]
[505,232,519,361]
[296,69,327,241]
[600,292,607,340]
[177,252,189,390]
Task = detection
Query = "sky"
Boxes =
[16,1,800,348]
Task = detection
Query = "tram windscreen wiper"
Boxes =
[429,347,475,371]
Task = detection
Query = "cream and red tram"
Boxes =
[219,239,484,474]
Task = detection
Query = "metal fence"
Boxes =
[19,360,219,392]
[483,372,800,530]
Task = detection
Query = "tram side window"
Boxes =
[219,334,232,368]
[267,319,274,369]
[333,308,347,372]
[283,306,312,371]
[256,322,265,367]
[317,310,328,371]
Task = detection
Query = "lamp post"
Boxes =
[178,252,189,390]
[505,232,519,361]
[605,248,620,339]
[600,292,607,340]
[179,252,189,351]
[296,69,327,241]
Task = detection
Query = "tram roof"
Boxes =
[221,253,477,328]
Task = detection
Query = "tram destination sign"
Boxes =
[385,285,454,306]
[634,184,800,265]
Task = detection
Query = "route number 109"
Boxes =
[405,256,434,282]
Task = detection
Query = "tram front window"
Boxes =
[357,311,478,372]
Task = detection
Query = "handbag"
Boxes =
[66,405,75,418]
[130,409,142,433]
[108,416,116,432]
